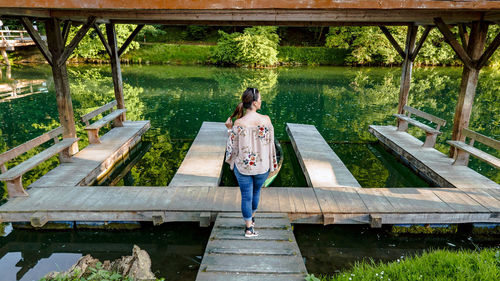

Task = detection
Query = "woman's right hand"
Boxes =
[225,117,233,129]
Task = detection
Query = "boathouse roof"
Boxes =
[1,1,500,25]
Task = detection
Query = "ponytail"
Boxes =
[230,102,244,120]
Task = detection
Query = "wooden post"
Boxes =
[45,18,79,155]
[1,48,9,66]
[450,21,488,157]
[106,24,126,121]
[397,24,418,115]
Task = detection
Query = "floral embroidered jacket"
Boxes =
[225,124,278,176]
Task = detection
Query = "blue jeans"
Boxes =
[234,166,270,221]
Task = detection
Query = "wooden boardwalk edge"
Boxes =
[0,186,498,227]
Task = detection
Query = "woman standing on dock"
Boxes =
[225,87,278,237]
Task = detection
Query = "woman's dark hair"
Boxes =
[230,88,259,120]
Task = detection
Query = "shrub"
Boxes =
[212,26,280,67]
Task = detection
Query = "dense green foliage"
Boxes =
[277,46,347,65]
[122,43,215,64]
[326,26,500,66]
[212,26,280,67]
[69,24,140,59]
[306,248,500,281]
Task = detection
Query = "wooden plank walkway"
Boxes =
[0,186,498,226]
[287,123,361,188]
[196,212,307,281]
[168,122,227,187]
[29,121,150,187]
[369,125,500,189]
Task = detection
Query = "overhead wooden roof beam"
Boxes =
[379,26,406,59]
[434,17,474,70]
[93,23,112,57]
[476,30,500,69]
[20,17,52,66]
[117,24,144,57]
[410,25,433,61]
[58,16,96,67]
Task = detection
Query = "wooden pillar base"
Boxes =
[6,176,29,198]
[369,214,382,228]
[1,48,9,66]
[452,150,470,166]
[422,133,438,148]
[113,116,124,127]
[87,129,101,144]
[397,120,409,132]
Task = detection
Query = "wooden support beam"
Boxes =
[45,18,79,155]
[30,212,48,227]
[106,24,126,121]
[434,17,475,70]
[379,26,405,59]
[458,24,469,51]
[117,24,144,57]
[200,212,211,227]
[410,25,433,61]
[152,212,166,226]
[20,17,53,66]
[58,17,96,67]
[476,31,500,69]
[61,20,72,47]
[397,24,418,115]
[93,23,112,57]
[450,20,489,157]
[369,214,382,228]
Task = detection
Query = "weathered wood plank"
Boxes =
[81,100,118,123]
[369,125,500,189]
[286,123,361,188]
[0,138,78,181]
[0,126,63,165]
[462,128,500,151]
[431,188,488,212]
[448,140,500,169]
[85,109,126,130]
[30,121,150,188]
[169,122,227,187]
[402,105,447,127]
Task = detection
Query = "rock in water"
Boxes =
[111,245,156,280]
[44,245,156,280]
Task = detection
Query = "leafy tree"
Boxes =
[68,24,140,59]
[212,26,280,67]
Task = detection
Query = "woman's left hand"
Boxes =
[225,117,233,129]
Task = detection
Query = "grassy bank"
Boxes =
[307,248,500,281]
[120,43,347,65]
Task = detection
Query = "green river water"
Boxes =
[0,64,498,280]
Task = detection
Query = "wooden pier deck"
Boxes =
[287,123,361,188]
[30,121,150,187]
[168,122,227,187]
[196,212,307,281]
[369,125,500,189]
[0,186,498,226]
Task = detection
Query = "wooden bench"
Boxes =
[81,100,126,144]
[447,128,500,169]
[0,127,78,198]
[394,105,446,148]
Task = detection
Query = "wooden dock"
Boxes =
[0,186,498,226]
[369,125,500,189]
[287,123,361,188]
[196,213,307,281]
[30,121,150,187]
[168,122,227,187]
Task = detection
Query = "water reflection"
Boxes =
[0,223,210,281]
[295,224,500,275]
[0,65,498,194]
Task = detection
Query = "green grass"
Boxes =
[306,248,500,281]
[122,43,215,65]
[123,43,348,66]
[277,46,348,65]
